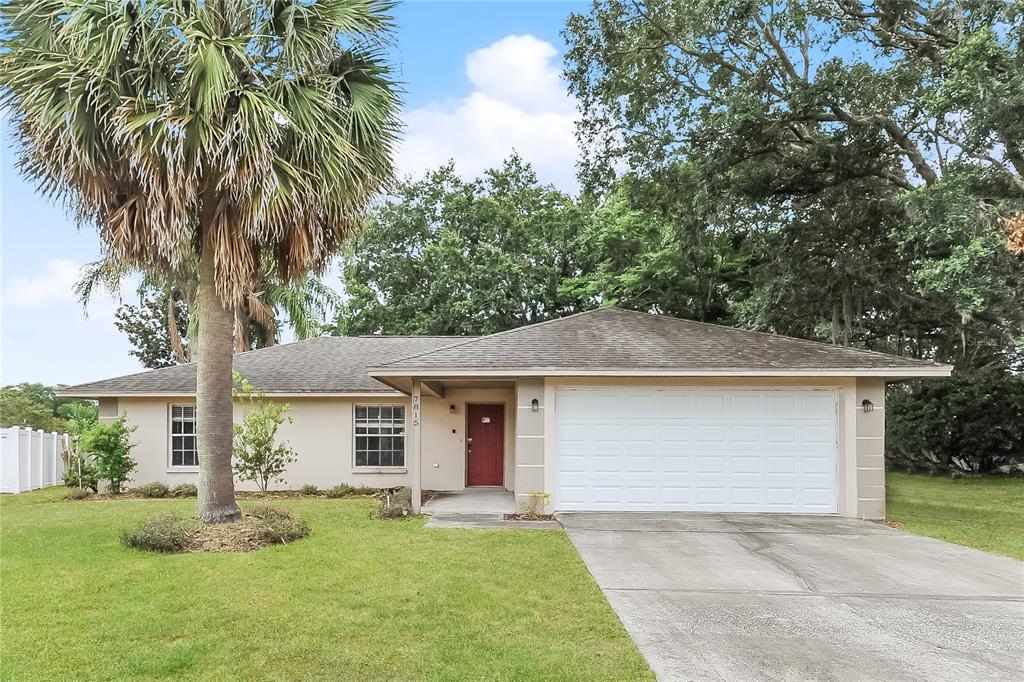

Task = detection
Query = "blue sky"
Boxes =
[0,1,586,387]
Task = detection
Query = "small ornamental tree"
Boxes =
[232,375,297,492]
[78,416,137,494]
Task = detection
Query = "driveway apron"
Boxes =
[560,513,1024,682]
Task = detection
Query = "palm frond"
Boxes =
[2,0,401,305]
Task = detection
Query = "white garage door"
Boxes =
[555,387,838,513]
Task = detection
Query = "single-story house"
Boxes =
[59,308,951,517]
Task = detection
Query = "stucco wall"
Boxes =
[118,387,514,492]
[514,380,545,512]
[116,376,887,516]
[855,378,886,519]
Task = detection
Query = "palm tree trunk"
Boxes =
[196,226,241,524]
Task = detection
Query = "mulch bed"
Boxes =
[181,517,280,553]
[122,507,312,554]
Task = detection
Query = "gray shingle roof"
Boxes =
[370,308,949,375]
[60,308,950,397]
[59,336,467,396]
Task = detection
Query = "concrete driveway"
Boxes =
[560,513,1024,682]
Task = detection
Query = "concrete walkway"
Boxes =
[423,488,560,529]
[560,512,1024,682]
[423,488,516,514]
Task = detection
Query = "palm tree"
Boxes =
[2,0,400,522]
[77,257,342,358]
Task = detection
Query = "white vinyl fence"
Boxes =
[0,427,70,494]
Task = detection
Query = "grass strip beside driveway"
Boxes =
[886,472,1024,560]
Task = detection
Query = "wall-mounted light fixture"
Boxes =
[449,404,456,415]
[531,398,539,412]
[861,399,874,413]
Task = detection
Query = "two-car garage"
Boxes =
[554,387,839,513]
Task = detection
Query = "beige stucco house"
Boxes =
[60,308,951,517]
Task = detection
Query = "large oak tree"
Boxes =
[564,0,1024,368]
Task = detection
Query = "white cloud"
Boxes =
[399,34,580,191]
[0,256,145,385]
[0,259,83,308]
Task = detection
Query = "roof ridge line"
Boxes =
[371,308,609,368]
[355,335,478,339]
[651,312,940,365]
[599,307,939,366]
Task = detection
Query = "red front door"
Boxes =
[467,404,504,486]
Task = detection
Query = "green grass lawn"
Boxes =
[886,472,1024,560]
[1,489,652,681]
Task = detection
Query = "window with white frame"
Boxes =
[354,405,405,467]
[170,404,198,467]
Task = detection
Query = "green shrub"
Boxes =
[79,415,137,493]
[376,486,414,519]
[246,505,311,544]
[887,371,1024,474]
[325,484,377,498]
[137,482,169,498]
[326,484,351,498]
[232,377,297,492]
[121,514,196,553]
[300,484,318,496]
[62,454,99,493]
[65,487,91,500]
[171,483,198,497]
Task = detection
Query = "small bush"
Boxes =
[246,505,311,544]
[62,454,99,492]
[121,514,197,553]
[376,486,414,519]
[232,377,298,492]
[171,483,198,498]
[79,415,137,493]
[137,482,169,498]
[326,484,351,498]
[519,491,552,519]
[300,484,318,496]
[348,485,379,496]
[65,488,91,500]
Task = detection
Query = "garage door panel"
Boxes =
[801,456,834,474]
[555,388,838,513]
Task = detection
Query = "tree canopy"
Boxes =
[563,0,1024,368]
[336,156,588,335]
[0,383,98,434]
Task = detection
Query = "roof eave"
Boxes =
[366,366,954,379]
[55,390,405,399]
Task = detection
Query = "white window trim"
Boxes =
[352,403,408,471]
[167,403,199,472]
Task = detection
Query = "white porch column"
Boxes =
[410,379,422,513]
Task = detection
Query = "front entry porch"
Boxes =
[376,376,547,515]
[423,487,561,529]
[423,488,516,515]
